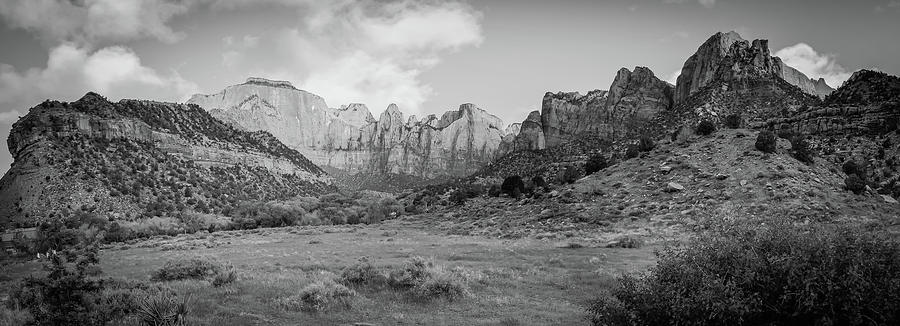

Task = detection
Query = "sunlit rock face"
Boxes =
[189,78,508,178]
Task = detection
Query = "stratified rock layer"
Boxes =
[188,78,507,179]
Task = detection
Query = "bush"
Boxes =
[500,176,525,198]
[790,135,815,164]
[624,145,640,160]
[10,247,104,325]
[696,119,716,136]
[414,270,469,301]
[724,113,742,129]
[135,291,190,326]
[842,160,862,177]
[387,257,469,301]
[339,257,386,286]
[284,278,356,312]
[637,136,655,152]
[487,185,501,197]
[585,154,608,176]
[587,221,900,326]
[531,176,548,191]
[211,266,237,287]
[150,258,223,282]
[755,130,777,153]
[845,174,867,194]
[388,256,433,288]
[558,165,581,184]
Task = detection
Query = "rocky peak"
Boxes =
[674,31,746,103]
[825,69,900,105]
[243,77,297,90]
[335,103,375,127]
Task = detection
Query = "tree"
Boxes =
[755,130,777,153]
[696,120,716,136]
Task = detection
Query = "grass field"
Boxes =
[2,218,657,325]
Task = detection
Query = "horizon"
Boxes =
[2,0,900,176]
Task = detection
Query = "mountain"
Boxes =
[188,78,509,181]
[0,93,335,226]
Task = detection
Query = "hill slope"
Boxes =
[1,93,335,226]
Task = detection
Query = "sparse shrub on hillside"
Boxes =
[587,221,900,326]
[842,159,866,178]
[637,136,655,152]
[387,257,470,301]
[790,135,815,164]
[501,176,525,198]
[696,119,716,136]
[845,174,867,195]
[724,113,742,129]
[388,256,433,289]
[585,154,608,176]
[624,145,640,160]
[340,257,386,287]
[211,265,237,287]
[558,165,581,184]
[531,176,548,191]
[755,130,777,153]
[488,185,501,197]
[671,126,692,144]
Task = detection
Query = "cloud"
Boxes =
[775,43,852,88]
[663,0,717,8]
[665,69,681,85]
[0,43,198,113]
[0,0,189,46]
[219,0,484,115]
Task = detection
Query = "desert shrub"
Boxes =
[670,126,692,143]
[414,270,469,301]
[211,266,237,287]
[488,185,501,197]
[531,176,548,189]
[585,154,608,176]
[842,160,862,177]
[288,278,356,312]
[388,256,433,288]
[755,130,777,153]
[637,136,655,152]
[587,221,900,326]
[558,165,581,184]
[150,258,223,282]
[624,145,640,160]
[339,257,386,287]
[500,176,525,198]
[696,119,716,135]
[790,135,815,164]
[724,113,742,129]
[845,174,867,194]
[135,291,190,326]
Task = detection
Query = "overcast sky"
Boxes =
[1,0,899,176]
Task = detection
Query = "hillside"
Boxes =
[405,128,900,242]
[0,93,335,227]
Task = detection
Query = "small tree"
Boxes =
[584,154,608,175]
[724,113,742,129]
[500,176,525,199]
[844,174,867,194]
[790,135,815,164]
[755,130,777,153]
[696,120,716,136]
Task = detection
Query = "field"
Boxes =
[1,218,657,325]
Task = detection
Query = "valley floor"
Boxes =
[1,219,656,325]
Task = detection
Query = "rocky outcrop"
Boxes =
[505,66,673,151]
[189,78,508,179]
[674,31,833,103]
[1,93,335,224]
[767,70,900,136]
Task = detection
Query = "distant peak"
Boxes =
[243,77,297,90]
[76,92,109,103]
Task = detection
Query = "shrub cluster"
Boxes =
[696,119,716,136]
[339,257,470,302]
[724,113,742,129]
[587,221,900,326]
[584,154,608,176]
[754,130,777,153]
[790,135,815,164]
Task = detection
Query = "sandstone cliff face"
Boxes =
[189,78,508,179]
[674,31,833,104]
[504,66,673,151]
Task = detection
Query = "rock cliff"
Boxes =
[188,78,508,179]
[0,93,335,225]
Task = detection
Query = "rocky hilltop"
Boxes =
[188,78,508,180]
[0,93,335,225]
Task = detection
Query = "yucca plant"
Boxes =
[136,292,190,326]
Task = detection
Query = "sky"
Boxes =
[1,0,899,176]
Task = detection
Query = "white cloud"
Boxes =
[0,44,198,113]
[219,0,484,115]
[0,0,189,45]
[665,69,682,85]
[775,43,852,88]
[663,0,716,8]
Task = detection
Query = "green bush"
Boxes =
[150,258,223,282]
[211,266,237,287]
[587,221,900,326]
[790,135,815,164]
[845,174,867,195]
[558,166,581,184]
[135,291,190,326]
[339,257,386,286]
[724,113,742,129]
[388,256,433,288]
[10,247,105,325]
[637,136,655,152]
[501,176,525,198]
[585,154,608,176]
[414,270,469,301]
[387,257,470,301]
[755,130,777,153]
[696,120,716,136]
[290,278,356,312]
